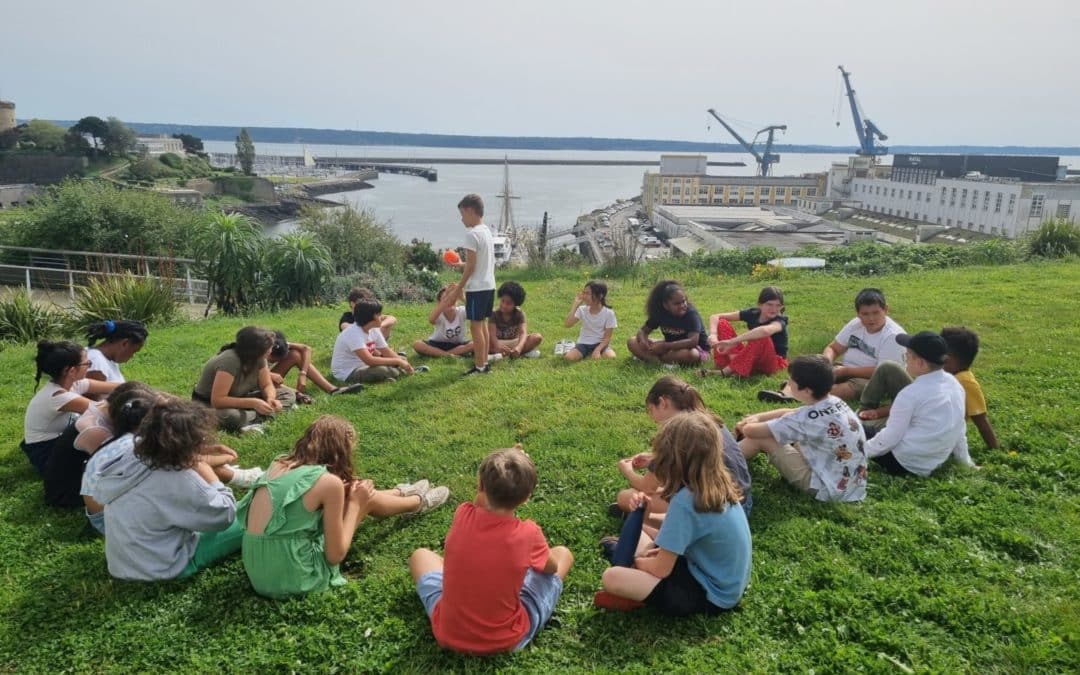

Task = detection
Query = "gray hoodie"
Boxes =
[95,449,236,581]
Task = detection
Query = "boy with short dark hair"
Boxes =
[409,447,574,655]
[489,281,544,360]
[337,287,398,340]
[759,288,905,403]
[941,326,999,451]
[446,194,497,376]
[330,298,418,384]
[738,355,869,502]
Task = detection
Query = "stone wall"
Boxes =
[0,154,89,184]
[187,175,276,202]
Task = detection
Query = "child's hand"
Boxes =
[398,359,414,374]
[591,349,604,360]
[348,479,376,512]
[858,409,880,421]
[707,333,720,347]
[631,453,652,469]
[618,457,637,479]
[627,490,650,511]
[270,373,284,386]
[715,338,737,353]
[199,452,234,468]
[648,341,667,355]
[201,443,238,461]
[734,415,758,436]
[575,291,587,305]
[193,461,219,484]
[251,399,275,416]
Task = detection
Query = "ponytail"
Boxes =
[86,320,148,347]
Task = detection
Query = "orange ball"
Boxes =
[443,249,461,265]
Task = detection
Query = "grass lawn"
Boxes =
[1,261,1078,672]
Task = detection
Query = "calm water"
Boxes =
[204,141,1079,248]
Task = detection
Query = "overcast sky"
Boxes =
[3,0,1078,145]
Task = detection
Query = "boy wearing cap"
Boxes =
[863,331,967,477]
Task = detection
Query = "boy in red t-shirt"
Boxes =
[408,447,574,655]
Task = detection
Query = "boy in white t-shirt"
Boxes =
[332,298,421,384]
[760,288,905,403]
[563,281,617,360]
[446,194,496,376]
[413,286,474,358]
[737,355,868,502]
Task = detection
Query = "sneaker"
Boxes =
[330,383,364,396]
[414,365,430,373]
[757,389,796,404]
[462,365,490,377]
[661,363,677,370]
[487,353,503,363]
[394,479,431,497]
[396,350,408,358]
[228,466,264,488]
[593,590,644,612]
[599,536,619,562]
[239,423,265,435]
[606,502,625,519]
[410,485,450,515]
[523,349,542,359]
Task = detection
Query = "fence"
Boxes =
[0,246,209,303]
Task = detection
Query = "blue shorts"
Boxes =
[465,290,495,321]
[573,342,600,357]
[416,568,563,651]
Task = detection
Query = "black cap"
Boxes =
[896,331,947,365]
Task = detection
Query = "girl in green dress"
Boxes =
[240,415,450,598]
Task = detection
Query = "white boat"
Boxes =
[492,233,512,264]
[494,158,517,265]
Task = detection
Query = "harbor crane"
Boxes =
[706,109,786,177]
[837,65,888,156]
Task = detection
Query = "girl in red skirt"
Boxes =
[700,286,789,378]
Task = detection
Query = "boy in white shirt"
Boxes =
[445,194,496,376]
[737,355,869,502]
[863,331,967,477]
[759,288,905,403]
[412,286,474,358]
[332,298,420,384]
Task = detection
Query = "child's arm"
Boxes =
[457,248,477,290]
[858,404,892,421]
[564,293,585,327]
[210,371,276,415]
[618,459,660,492]
[653,332,700,354]
[972,413,999,449]
[634,545,678,579]
[865,392,915,457]
[707,312,741,345]
[257,365,283,411]
[289,342,313,389]
[175,464,237,533]
[822,340,847,363]
[356,347,411,371]
[321,476,374,565]
[512,318,529,355]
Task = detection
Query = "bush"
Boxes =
[262,233,334,308]
[67,274,180,334]
[298,205,404,275]
[0,292,65,344]
[159,153,184,170]
[1026,219,1080,259]
[688,246,781,275]
[192,212,265,314]
[405,239,439,270]
[324,264,440,305]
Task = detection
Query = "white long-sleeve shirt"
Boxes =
[865,369,967,476]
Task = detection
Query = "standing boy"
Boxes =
[863,331,966,477]
[447,194,496,376]
[738,355,869,502]
[759,288,905,403]
[409,447,574,655]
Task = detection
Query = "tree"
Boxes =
[71,116,108,153]
[235,128,255,175]
[62,129,91,155]
[297,204,404,275]
[192,211,265,315]
[263,233,334,307]
[172,133,204,153]
[103,117,136,157]
[20,120,66,152]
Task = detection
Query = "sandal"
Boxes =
[295,391,315,405]
[757,389,796,404]
[330,383,364,396]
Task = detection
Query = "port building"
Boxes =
[828,154,1079,239]
[642,155,826,214]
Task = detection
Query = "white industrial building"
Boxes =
[832,154,1078,239]
[134,135,185,156]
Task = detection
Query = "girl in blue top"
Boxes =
[595,410,752,615]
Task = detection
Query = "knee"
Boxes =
[552,545,573,565]
[531,333,543,344]
[564,349,581,361]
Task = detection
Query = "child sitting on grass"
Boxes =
[331,298,425,384]
[863,331,967,477]
[412,286,475,358]
[626,280,710,366]
[489,281,543,360]
[240,415,448,599]
[269,331,363,402]
[595,411,751,615]
[701,286,789,378]
[737,355,869,502]
[409,447,574,655]
[97,397,244,581]
[338,287,398,340]
[563,281,617,361]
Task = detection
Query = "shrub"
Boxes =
[298,205,404,275]
[67,274,180,334]
[0,292,65,344]
[192,212,265,314]
[324,264,440,305]
[405,239,439,270]
[1026,219,1080,259]
[262,233,334,308]
[159,153,184,169]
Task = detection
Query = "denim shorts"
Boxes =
[416,569,563,650]
[574,342,600,357]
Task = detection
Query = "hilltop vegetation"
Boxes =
[0,261,1077,672]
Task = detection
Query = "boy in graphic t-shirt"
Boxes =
[409,447,574,655]
[412,286,474,358]
[737,355,869,502]
[759,287,904,403]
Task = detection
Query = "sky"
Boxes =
[2,0,1078,146]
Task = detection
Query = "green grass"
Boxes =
[1,262,1078,672]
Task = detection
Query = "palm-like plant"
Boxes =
[193,211,264,315]
[264,232,334,307]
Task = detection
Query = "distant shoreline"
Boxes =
[37,120,1080,157]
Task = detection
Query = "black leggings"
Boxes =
[872,452,916,477]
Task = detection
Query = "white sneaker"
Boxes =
[239,423,265,435]
[228,466,264,488]
[411,485,450,515]
[487,353,503,362]
[394,479,431,497]
[524,349,542,359]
